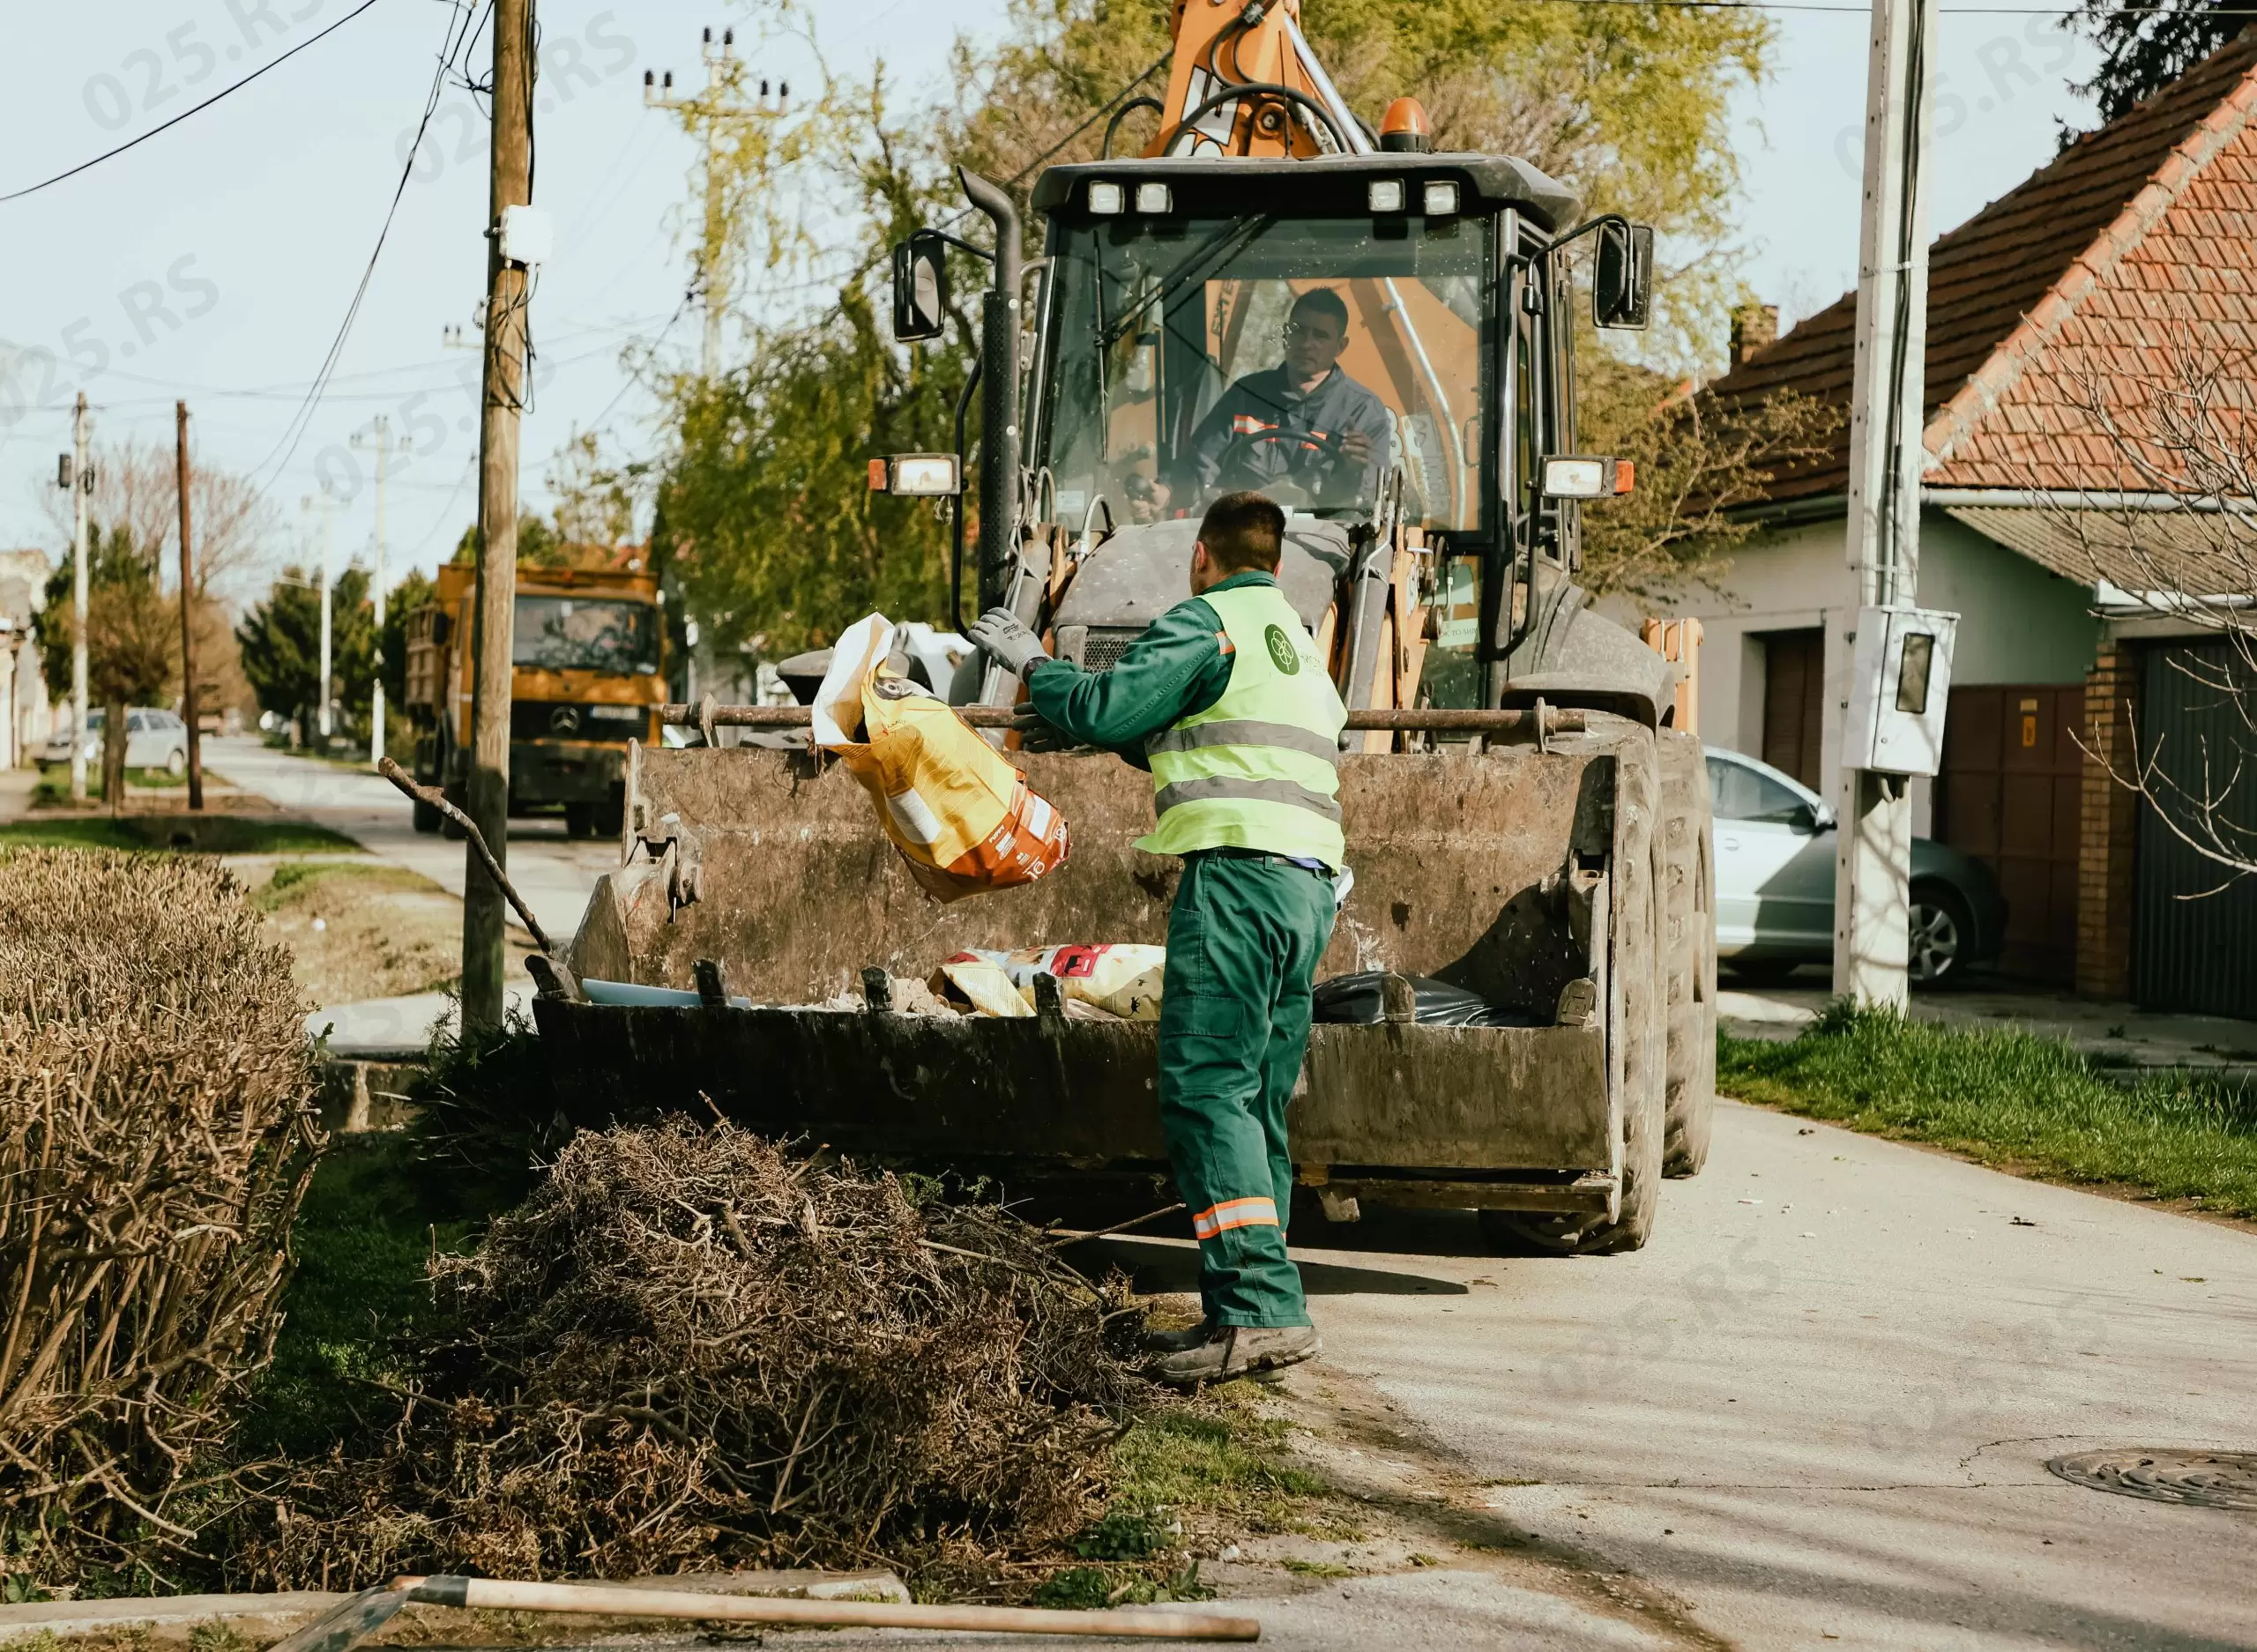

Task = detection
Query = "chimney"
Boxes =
[1730,303,1779,366]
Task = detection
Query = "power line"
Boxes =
[250,0,488,494]
[0,0,388,205]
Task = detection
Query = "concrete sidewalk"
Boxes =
[1721,971,2257,1079]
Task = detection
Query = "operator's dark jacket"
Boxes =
[1178,366,1390,507]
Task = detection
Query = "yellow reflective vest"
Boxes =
[1136,581,1348,868]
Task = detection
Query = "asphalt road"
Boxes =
[206,736,615,943]
[811,1103,2257,1650]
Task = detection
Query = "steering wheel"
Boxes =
[1216,424,1348,482]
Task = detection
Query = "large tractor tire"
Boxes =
[1659,727,1717,1177]
[1483,726,1668,1254]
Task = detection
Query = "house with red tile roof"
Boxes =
[1667,30,2257,1015]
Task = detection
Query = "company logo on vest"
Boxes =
[1264,625,1300,675]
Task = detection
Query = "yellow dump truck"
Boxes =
[402,554,667,838]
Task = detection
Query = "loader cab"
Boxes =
[1023,154,1650,710]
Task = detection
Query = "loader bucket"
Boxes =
[540,719,1665,1232]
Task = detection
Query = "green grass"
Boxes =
[0,816,360,855]
[31,764,189,805]
[242,1134,481,1458]
[1108,1384,1327,1526]
[1721,1001,2257,1217]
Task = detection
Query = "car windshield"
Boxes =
[512,597,659,674]
[1709,757,1814,825]
[1040,212,1492,535]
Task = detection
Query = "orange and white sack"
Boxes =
[812,613,1069,903]
[935,944,1166,1020]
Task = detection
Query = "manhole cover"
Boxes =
[2047,1448,2257,1511]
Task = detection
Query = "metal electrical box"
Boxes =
[1843,605,1958,776]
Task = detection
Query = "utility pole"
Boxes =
[307,495,335,741]
[354,416,407,765]
[66,397,90,803]
[644,31,780,701]
[464,0,536,1030]
[1832,0,1935,1006]
[643,28,781,377]
[175,401,203,811]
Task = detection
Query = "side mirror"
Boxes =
[890,229,950,342]
[1798,800,1836,834]
[1594,221,1654,331]
[1540,455,1634,499]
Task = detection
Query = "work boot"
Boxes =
[1153,1325,1321,1388]
[1142,1318,1213,1355]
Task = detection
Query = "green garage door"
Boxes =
[2134,640,2257,1018]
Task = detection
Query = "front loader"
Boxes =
[536,2,1718,1254]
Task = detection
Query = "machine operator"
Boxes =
[1138,287,1391,519]
[969,491,1345,1387]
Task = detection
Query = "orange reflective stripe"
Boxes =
[1215,631,1235,655]
[1191,1196,1279,1239]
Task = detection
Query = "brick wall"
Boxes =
[2076,644,2141,1000]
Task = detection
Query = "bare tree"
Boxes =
[36,435,276,601]
[2045,326,2257,884]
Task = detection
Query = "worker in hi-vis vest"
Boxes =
[969,491,1345,1386]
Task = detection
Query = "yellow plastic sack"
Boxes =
[812,614,1069,903]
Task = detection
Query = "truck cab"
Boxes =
[404,558,667,838]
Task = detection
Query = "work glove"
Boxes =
[968,606,1051,678]
[1010,706,1073,752]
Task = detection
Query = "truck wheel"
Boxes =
[564,802,598,838]
[1481,726,1667,1254]
[1660,728,1716,1178]
[595,793,626,839]
[412,797,442,835]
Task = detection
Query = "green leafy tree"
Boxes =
[2072,0,2231,128]
[39,525,179,802]
[237,566,375,744]
[379,568,436,713]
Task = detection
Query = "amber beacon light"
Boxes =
[1379,97,1433,153]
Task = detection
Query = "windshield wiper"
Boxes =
[1100,213,1277,348]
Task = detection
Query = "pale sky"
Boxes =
[0,0,2101,599]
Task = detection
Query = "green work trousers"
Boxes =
[1158,851,1336,1329]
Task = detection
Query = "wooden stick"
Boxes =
[397,1574,1259,1641]
[374,757,554,955]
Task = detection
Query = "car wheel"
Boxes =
[166,747,186,777]
[1909,882,1975,988]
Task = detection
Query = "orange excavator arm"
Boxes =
[1149,1,1338,159]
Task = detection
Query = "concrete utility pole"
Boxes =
[175,401,203,811]
[1832,0,1936,1006]
[464,0,536,1029]
[644,32,779,703]
[644,28,780,377]
[68,396,90,803]
[354,416,407,765]
[307,495,335,741]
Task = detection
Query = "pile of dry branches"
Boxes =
[230,1121,1140,1589]
[0,850,320,1584]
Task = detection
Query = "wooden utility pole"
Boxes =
[175,401,203,810]
[464,0,536,1027]
[68,396,90,803]
[1831,0,1935,1006]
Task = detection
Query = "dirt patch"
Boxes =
[249,860,533,1003]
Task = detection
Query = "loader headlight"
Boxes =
[1087,181,1125,215]
[1421,181,1460,217]
[1134,182,1173,214]
[1367,179,1405,213]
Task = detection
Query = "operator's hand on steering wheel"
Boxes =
[1338,428,1374,466]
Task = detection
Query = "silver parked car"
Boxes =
[41,708,190,776]
[1706,746,2007,987]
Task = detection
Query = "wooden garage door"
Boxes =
[1760,629,1825,792]
[1934,685,2083,984]
[2134,641,2257,1018]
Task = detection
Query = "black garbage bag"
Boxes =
[1310,971,1544,1028]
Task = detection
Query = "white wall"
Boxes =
[1598,507,2101,836]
